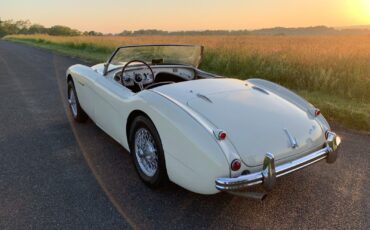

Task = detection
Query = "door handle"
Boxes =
[77,80,85,86]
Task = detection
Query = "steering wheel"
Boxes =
[120,60,154,91]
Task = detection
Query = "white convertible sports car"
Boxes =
[66,44,341,200]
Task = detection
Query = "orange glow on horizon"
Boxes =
[0,0,370,33]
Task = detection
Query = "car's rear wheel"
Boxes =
[67,81,88,122]
[129,116,168,187]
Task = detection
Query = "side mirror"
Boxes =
[103,63,108,76]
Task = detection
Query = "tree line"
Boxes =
[0,19,103,37]
[117,26,370,36]
[1,18,370,37]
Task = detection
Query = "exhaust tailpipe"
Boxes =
[227,191,267,201]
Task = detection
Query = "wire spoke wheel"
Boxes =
[67,81,88,122]
[68,87,78,117]
[130,116,168,187]
[134,128,159,177]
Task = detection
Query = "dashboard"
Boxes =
[114,66,195,87]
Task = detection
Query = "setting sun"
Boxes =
[348,0,370,23]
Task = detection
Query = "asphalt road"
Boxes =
[0,40,369,230]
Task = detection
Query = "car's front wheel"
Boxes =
[129,116,168,187]
[67,81,88,122]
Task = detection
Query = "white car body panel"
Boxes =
[66,46,335,195]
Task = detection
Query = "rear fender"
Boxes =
[130,91,230,194]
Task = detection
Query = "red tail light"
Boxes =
[231,159,241,171]
[218,131,227,140]
[214,129,227,140]
[314,108,321,117]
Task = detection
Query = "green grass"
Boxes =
[4,36,370,132]
[298,91,370,131]
[5,37,112,62]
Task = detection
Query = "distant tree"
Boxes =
[83,30,103,36]
[15,20,31,34]
[48,25,80,36]
[1,19,21,35]
[0,18,99,37]
[117,30,132,36]
[131,29,168,36]
[0,18,5,37]
[28,24,47,34]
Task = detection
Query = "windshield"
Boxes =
[108,45,203,69]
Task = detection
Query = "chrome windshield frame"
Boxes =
[103,44,204,76]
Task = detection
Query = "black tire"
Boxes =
[67,80,88,123]
[129,116,168,187]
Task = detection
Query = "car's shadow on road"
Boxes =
[65,111,370,229]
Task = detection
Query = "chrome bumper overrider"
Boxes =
[215,131,341,192]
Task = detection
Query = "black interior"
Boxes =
[154,73,187,83]
[126,72,189,92]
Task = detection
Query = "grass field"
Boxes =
[4,34,370,132]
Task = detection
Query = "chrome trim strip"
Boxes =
[196,93,213,103]
[215,132,341,191]
[252,86,269,95]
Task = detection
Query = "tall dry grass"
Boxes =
[6,34,370,101]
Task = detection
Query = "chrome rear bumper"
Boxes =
[215,131,341,192]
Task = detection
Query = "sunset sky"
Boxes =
[1,0,370,33]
